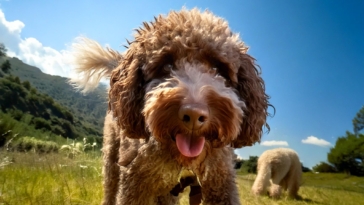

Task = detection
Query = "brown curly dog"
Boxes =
[70,8,271,205]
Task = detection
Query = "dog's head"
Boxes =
[109,9,271,158]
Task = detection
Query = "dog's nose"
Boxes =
[178,104,209,130]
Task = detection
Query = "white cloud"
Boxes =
[261,140,289,146]
[0,9,71,78]
[301,136,332,147]
[0,9,23,55]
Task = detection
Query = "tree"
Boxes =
[240,156,258,173]
[1,60,11,73]
[232,152,244,169]
[312,162,337,173]
[22,81,31,90]
[0,43,7,57]
[234,158,244,169]
[301,163,312,172]
[353,106,364,135]
[327,131,364,176]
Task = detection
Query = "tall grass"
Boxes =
[0,111,70,147]
[1,151,364,205]
[0,151,103,205]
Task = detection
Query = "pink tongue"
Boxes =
[176,134,205,157]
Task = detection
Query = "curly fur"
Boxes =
[70,8,271,205]
[251,148,302,199]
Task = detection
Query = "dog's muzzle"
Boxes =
[178,103,209,131]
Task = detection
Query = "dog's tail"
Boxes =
[69,37,122,93]
[251,163,271,196]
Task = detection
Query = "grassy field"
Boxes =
[235,174,364,205]
[0,150,103,205]
[1,151,364,205]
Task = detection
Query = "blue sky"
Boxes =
[1,0,363,168]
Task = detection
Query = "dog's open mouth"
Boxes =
[175,133,205,157]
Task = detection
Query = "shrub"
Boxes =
[1,60,11,73]
[239,156,258,174]
[12,136,59,153]
[313,162,338,173]
[22,80,31,90]
[32,117,52,130]
[0,113,17,146]
[9,109,24,121]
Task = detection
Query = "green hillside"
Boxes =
[0,56,108,148]
[0,57,107,135]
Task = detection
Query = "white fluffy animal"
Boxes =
[251,148,302,199]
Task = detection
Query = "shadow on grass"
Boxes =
[294,195,322,204]
[259,192,322,204]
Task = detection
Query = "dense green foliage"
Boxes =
[0,56,107,135]
[323,107,364,176]
[0,52,106,148]
[301,164,311,172]
[0,110,70,147]
[238,156,258,174]
[0,75,102,144]
[312,162,337,173]
[0,43,6,57]
[353,106,364,135]
[1,60,11,73]
[327,132,364,176]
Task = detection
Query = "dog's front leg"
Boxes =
[116,165,180,205]
[115,142,181,205]
[197,148,241,205]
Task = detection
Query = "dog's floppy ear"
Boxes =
[232,52,271,148]
[109,49,149,139]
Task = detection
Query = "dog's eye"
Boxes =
[209,67,218,75]
[163,64,173,71]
